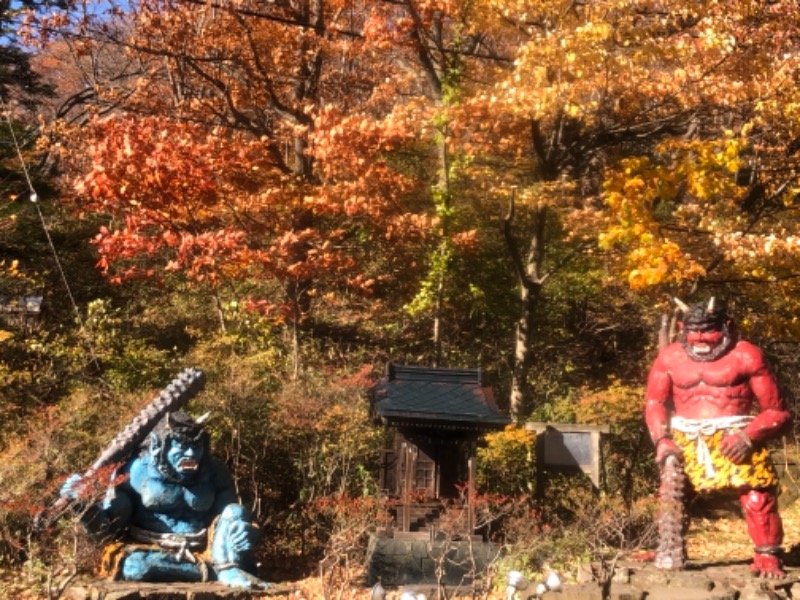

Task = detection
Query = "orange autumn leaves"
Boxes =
[31,0,800,312]
[75,116,268,285]
[70,108,432,297]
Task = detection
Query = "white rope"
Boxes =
[1,95,102,371]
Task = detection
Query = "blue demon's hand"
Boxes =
[60,473,84,501]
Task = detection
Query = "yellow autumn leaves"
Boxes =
[599,138,748,290]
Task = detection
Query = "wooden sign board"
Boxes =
[525,422,610,499]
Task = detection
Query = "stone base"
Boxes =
[523,561,800,600]
[366,531,500,587]
[63,580,292,600]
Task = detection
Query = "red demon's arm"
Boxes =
[645,350,674,445]
[742,343,792,443]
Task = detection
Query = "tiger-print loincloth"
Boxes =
[673,429,778,492]
[99,519,218,580]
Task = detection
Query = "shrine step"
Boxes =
[63,580,293,599]
[394,503,444,532]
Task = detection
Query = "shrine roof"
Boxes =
[371,363,510,430]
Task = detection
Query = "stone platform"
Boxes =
[62,562,800,599]
[387,561,800,599]
[366,531,500,586]
[63,580,293,600]
[527,561,799,600]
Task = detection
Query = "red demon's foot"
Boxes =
[750,552,786,579]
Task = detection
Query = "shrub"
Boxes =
[576,379,658,502]
[477,425,535,496]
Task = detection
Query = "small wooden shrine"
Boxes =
[370,362,510,533]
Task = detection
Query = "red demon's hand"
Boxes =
[655,438,683,467]
[720,430,753,464]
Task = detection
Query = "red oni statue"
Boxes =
[645,298,792,578]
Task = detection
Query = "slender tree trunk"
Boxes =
[504,196,547,421]
[504,117,565,419]
[281,0,323,379]
[510,279,540,420]
[432,125,450,367]
[401,0,450,364]
[433,269,444,367]
[291,302,300,382]
[213,290,227,334]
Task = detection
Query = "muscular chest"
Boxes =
[669,353,748,391]
[139,478,216,514]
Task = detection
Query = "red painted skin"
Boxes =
[645,322,792,577]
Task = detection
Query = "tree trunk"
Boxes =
[432,125,450,367]
[509,279,540,420]
[213,290,227,334]
[505,117,564,420]
[504,197,548,421]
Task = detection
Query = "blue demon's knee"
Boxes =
[212,504,260,566]
[219,503,250,522]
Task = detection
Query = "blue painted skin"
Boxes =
[62,416,269,589]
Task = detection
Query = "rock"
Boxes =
[611,566,631,584]
[627,566,671,589]
[539,582,603,599]
[738,581,786,600]
[606,582,645,600]
[645,586,735,600]
[62,584,94,600]
[667,569,716,589]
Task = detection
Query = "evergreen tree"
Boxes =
[0,0,65,108]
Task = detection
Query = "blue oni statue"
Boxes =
[61,411,268,589]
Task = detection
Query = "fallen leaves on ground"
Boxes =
[687,497,800,564]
